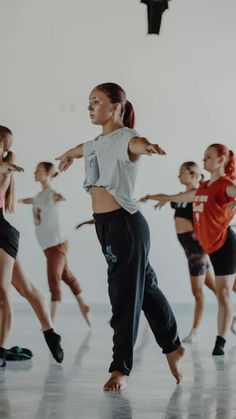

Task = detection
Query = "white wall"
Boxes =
[1,0,236,303]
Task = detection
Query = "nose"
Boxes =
[88,104,93,112]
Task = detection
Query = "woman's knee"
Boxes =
[216,288,231,305]
[192,287,204,300]
[48,282,61,301]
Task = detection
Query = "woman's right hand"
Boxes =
[0,162,24,174]
[55,152,73,172]
[153,194,169,209]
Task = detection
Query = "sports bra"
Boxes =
[170,201,193,222]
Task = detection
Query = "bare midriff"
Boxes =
[91,186,122,213]
[174,217,194,234]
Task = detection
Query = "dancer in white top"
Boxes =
[19,161,90,325]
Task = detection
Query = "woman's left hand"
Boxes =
[153,194,169,209]
[55,153,73,172]
[146,144,166,156]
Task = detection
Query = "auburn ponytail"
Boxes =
[123,100,135,129]
[225,150,236,181]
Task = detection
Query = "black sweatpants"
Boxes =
[94,208,181,376]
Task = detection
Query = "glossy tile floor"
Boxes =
[1,303,236,418]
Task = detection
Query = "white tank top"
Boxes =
[33,187,66,250]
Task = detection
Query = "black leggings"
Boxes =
[94,208,181,376]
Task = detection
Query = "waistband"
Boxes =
[93,208,131,222]
[177,230,194,239]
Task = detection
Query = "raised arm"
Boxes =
[128,137,166,160]
[55,143,84,172]
[0,163,24,195]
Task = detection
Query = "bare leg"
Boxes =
[75,293,91,327]
[232,275,236,294]
[12,259,53,331]
[166,346,186,384]
[103,371,127,392]
[231,276,236,334]
[182,275,205,343]
[0,250,14,366]
[204,265,216,293]
[50,301,60,324]
[215,275,235,338]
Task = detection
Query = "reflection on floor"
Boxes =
[1,303,236,418]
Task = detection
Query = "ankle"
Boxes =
[0,347,6,359]
[111,370,125,378]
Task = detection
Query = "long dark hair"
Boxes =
[95,82,135,128]
[0,125,15,213]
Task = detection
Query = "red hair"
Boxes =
[209,143,236,181]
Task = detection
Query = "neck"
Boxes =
[41,180,50,190]
[210,168,225,182]
[102,120,124,136]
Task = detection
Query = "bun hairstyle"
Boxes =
[95,82,135,128]
[0,125,15,213]
[38,162,59,178]
[209,143,236,181]
[182,161,205,183]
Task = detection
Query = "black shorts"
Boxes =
[177,231,210,277]
[209,227,236,276]
[0,209,19,259]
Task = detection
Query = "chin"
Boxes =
[90,119,99,125]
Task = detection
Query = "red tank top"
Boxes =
[193,176,236,254]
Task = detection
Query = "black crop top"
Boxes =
[170,202,193,222]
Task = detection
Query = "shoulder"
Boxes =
[221,176,235,187]
[83,136,100,155]
[119,127,140,139]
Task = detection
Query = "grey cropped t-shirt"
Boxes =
[83,127,141,214]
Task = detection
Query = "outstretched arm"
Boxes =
[75,219,95,230]
[55,143,84,172]
[140,190,196,209]
[128,137,166,160]
[18,198,34,204]
[53,193,66,203]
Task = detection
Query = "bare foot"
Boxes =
[103,371,127,392]
[79,304,91,327]
[166,346,186,384]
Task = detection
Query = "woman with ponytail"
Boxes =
[55,82,185,391]
[0,125,64,365]
[19,162,90,326]
[0,125,24,367]
[150,144,236,356]
[140,161,217,343]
